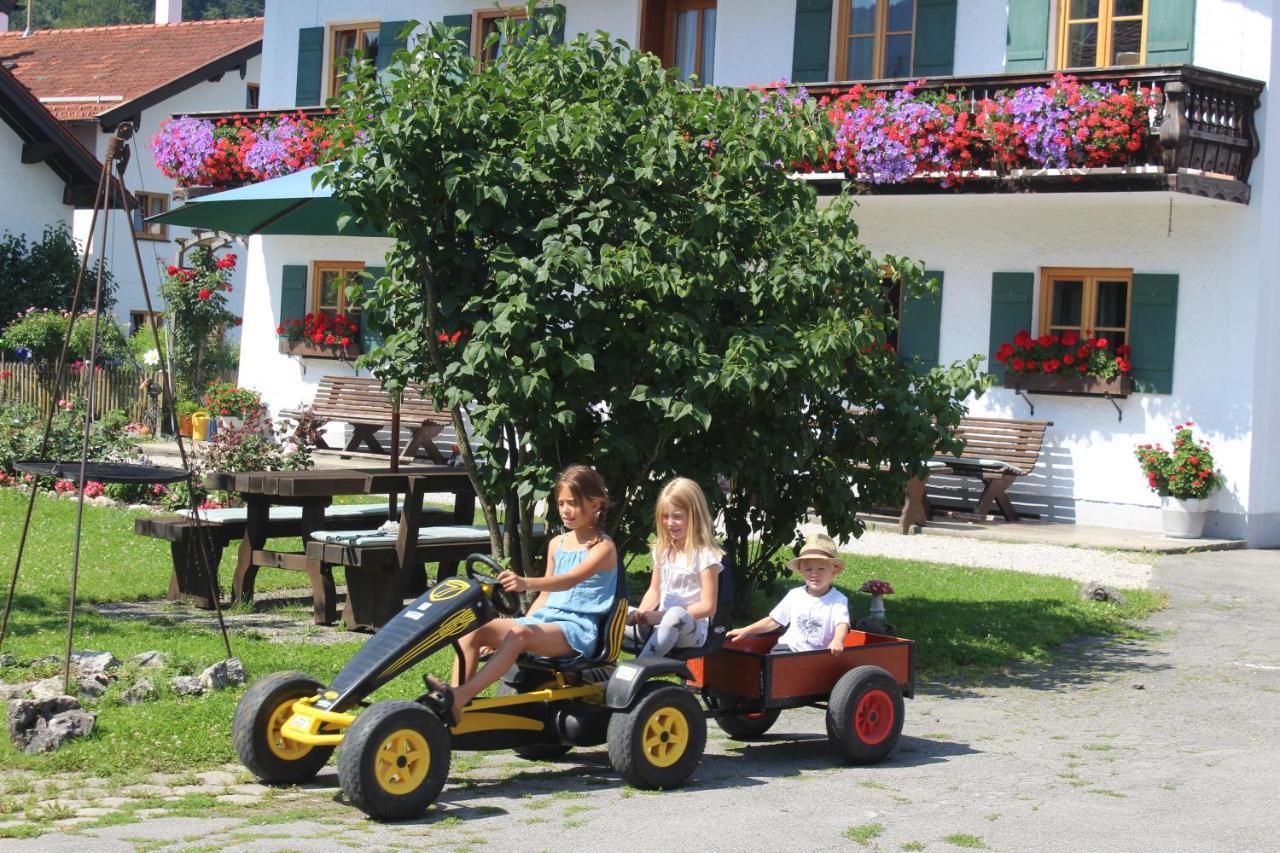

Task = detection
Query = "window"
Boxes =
[473,8,529,62]
[837,0,915,80]
[665,0,716,84]
[328,22,380,97]
[311,261,364,317]
[245,83,260,110]
[129,311,164,336]
[1058,0,1147,69]
[1039,268,1132,349]
[133,192,169,241]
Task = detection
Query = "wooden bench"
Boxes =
[299,376,452,464]
[133,503,450,615]
[922,416,1052,522]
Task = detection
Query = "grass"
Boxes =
[844,823,885,845]
[0,489,1164,778]
[943,834,986,849]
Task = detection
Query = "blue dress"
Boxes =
[516,535,617,657]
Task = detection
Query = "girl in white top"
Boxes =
[628,477,724,657]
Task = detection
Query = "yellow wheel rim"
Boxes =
[266,698,313,762]
[641,706,689,768]
[373,728,431,795]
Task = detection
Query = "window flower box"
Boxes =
[278,339,361,360]
[1003,372,1132,398]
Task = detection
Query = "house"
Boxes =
[0,63,103,244]
[169,1,1278,546]
[0,2,262,336]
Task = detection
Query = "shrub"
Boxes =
[0,225,115,323]
[1134,422,1223,500]
[160,248,240,400]
[1,308,129,364]
[202,381,263,418]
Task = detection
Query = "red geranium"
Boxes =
[998,328,1133,380]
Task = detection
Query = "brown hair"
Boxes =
[555,464,610,533]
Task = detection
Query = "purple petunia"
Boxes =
[149,116,215,181]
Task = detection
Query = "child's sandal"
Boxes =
[422,676,460,727]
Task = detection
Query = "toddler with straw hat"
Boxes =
[727,530,851,654]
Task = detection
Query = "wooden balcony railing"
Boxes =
[801,64,1264,204]
[176,64,1264,204]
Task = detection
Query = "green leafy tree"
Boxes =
[323,8,987,598]
[0,225,115,325]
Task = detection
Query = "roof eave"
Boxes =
[96,38,263,129]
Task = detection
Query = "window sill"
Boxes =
[278,339,362,359]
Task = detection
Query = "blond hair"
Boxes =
[653,477,722,564]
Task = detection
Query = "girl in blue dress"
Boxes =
[432,464,617,722]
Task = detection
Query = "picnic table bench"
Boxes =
[134,503,450,611]
[295,375,452,464]
[922,415,1052,522]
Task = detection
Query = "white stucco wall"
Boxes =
[843,191,1265,540]
[0,121,75,242]
[239,234,394,421]
[73,55,261,332]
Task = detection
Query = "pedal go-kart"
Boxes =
[233,555,707,821]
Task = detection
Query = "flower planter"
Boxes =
[1161,496,1209,539]
[1003,373,1132,397]
[278,339,362,359]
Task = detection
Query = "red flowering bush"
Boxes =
[277,312,361,352]
[995,329,1131,378]
[1135,422,1223,500]
[203,380,265,419]
[859,579,894,595]
[160,249,239,399]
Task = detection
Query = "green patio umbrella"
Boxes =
[149,166,385,237]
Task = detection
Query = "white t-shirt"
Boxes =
[769,586,851,652]
[655,546,723,640]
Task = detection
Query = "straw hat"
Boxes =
[786,531,844,572]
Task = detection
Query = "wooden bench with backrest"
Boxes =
[923,415,1052,522]
[303,375,451,464]
[133,502,451,615]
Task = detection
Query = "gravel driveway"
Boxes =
[4,550,1275,852]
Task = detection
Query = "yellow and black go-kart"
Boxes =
[232,554,706,821]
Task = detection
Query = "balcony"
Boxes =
[166,65,1263,204]
[799,64,1264,205]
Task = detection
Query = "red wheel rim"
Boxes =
[854,689,894,745]
[744,712,766,720]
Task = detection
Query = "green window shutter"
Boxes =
[1145,0,1195,64]
[442,13,473,53]
[792,0,833,83]
[899,270,944,370]
[359,267,386,353]
[295,27,324,106]
[913,0,957,77]
[1005,0,1050,71]
[378,20,409,72]
[1129,274,1178,394]
[988,272,1035,379]
[280,265,308,328]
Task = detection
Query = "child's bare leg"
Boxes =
[452,620,516,686]
[450,623,574,718]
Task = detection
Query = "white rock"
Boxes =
[170,675,204,696]
[199,658,247,691]
[0,682,34,701]
[70,651,120,675]
[131,651,167,669]
[121,678,157,705]
[30,677,68,701]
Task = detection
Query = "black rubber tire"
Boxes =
[232,671,334,784]
[825,665,905,765]
[495,682,573,761]
[714,707,782,740]
[337,700,451,821]
[607,684,706,789]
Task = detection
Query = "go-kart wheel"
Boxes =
[495,682,573,761]
[714,706,781,740]
[607,683,706,789]
[825,665,904,765]
[464,553,522,616]
[233,671,334,784]
[338,700,451,821]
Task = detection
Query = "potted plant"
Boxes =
[996,329,1133,397]
[176,400,200,437]
[277,312,362,359]
[203,381,265,432]
[1134,421,1224,538]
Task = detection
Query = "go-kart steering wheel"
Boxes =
[465,554,523,616]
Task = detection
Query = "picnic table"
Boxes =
[205,466,474,622]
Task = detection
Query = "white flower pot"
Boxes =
[1161,496,1208,539]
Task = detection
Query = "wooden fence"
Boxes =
[0,357,159,422]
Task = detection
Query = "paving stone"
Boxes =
[231,783,271,796]
[198,770,240,786]
[215,794,261,805]
[74,807,116,817]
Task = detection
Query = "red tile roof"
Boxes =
[0,17,262,123]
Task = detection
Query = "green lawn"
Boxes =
[0,488,1163,777]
